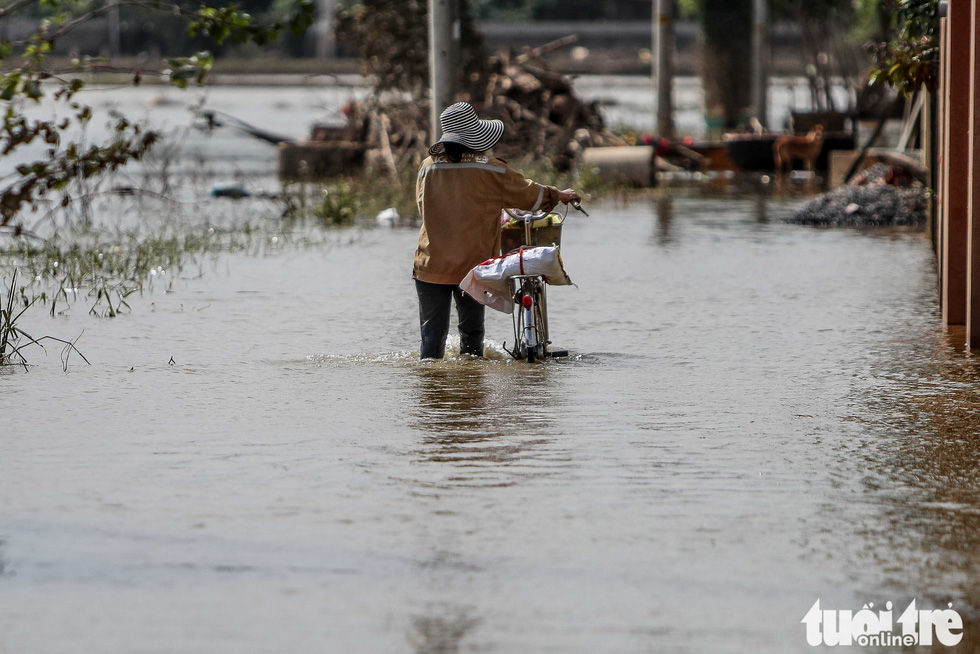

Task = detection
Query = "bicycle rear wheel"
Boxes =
[525,278,549,362]
[510,277,550,363]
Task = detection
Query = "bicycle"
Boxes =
[501,201,588,363]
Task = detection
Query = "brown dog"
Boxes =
[773,124,824,172]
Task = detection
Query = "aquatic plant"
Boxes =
[5,222,262,317]
[1,200,355,322]
[283,157,610,228]
[0,270,32,367]
[313,183,357,227]
[511,158,616,202]
[0,270,88,371]
[0,164,359,368]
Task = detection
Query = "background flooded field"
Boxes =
[4,74,853,185]
[3,81,980,653]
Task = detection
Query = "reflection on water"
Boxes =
[850,325,980,648]
[409,607,481,654]
[412,363,504,438]
[411,362,557,438]
[408,362,568,488]
[404,363,567,651]
[654,196,674,247]
[651,190,770,249]
[754,193,769,224]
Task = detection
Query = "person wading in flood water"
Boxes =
[413,102,581,359]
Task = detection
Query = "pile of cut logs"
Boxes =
[476,35,624,169]
[310,36,625,175]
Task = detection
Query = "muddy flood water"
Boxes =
[3,84,980,653]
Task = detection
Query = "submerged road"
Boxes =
[3,194,978,652]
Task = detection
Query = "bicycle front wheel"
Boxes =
[533,281,549,358]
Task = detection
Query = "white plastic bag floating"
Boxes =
[460,246,573,314]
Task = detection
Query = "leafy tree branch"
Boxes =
[867,0,938,96]
[0,0,315,229]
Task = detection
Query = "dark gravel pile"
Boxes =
[786,165,928,227]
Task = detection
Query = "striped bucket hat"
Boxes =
[436,102,504,151]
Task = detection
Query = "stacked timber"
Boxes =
[477,36,620,169]
[288,37,623,179]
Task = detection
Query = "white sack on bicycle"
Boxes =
[459,246,573,314]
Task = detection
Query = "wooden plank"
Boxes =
[943,3,970,327]
[968,0,980,347]
[896,91,925,152]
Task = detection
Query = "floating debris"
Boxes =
[210,183,250,199]
[375,207,401,228]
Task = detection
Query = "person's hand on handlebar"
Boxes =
[558,189,581,204]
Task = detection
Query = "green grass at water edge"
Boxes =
[299,158,629,225]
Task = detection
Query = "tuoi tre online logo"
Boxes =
[802,599,963,647]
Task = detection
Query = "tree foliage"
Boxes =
[867,0,938,96]
[0,0,315,232]
[335,0,486,98]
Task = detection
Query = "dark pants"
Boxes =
[415,279,485,359]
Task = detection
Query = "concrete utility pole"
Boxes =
[314,0,337,60]
[428,0,459,143]
[108,0,120,57]
[751,0,769,128]
[653,0,676,139]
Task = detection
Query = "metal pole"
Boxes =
[751,0,768,128]
[653,0,675,138]
[428,0,458,143]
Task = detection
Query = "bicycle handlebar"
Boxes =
[505,201,589,223]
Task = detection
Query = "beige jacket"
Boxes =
[413,152,561,285]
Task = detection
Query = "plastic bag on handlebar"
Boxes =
[459,245,573,314]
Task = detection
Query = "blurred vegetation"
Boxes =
[323,158,618,224]
[0,0,314,237]
[675,0,906,125]
[8,0,312,58]
[868,0,939,96]
[335,0,486,97]
[313,183,357,226]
